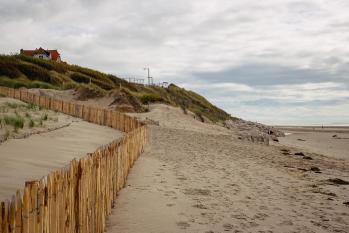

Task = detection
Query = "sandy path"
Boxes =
[0,119,123,200]
[107,106,349,233]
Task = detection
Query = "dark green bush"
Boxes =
[76,83,106,100]
[0,56,22,78]
[0,64,21,78]
[70,72,91,83]
[28,81,57,89]
[3,115,24,129]
[0,77,27,88]
[16,55,68,73]
[70,65,115,88]
[139,93,163,104]
[91,78,114,90]
[16,63,50,82]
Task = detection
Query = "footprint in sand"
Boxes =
[176,221,190,229]
[223,223,234,231]
[184,188,211,196]
[192,203,208,209]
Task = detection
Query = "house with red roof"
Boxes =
[20,47,61,62]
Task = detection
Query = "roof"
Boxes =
[20,47,61,61]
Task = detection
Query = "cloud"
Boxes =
[1,0,349,125]
[191,63,349,86]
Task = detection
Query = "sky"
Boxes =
[1,0,349,125]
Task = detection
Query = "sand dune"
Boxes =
[0,116,123,200]
[107,105,349,233]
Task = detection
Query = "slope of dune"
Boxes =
[0,54,231,122]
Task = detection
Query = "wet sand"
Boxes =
[107,105,349,233]
[0,118,123,200]
[276,127,349,160]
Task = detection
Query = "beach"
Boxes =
[276,126,349,160]
[107,105,349,233]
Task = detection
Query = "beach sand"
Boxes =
[107,104,349,233]
[0,113,124,201]
[276,127,349,160]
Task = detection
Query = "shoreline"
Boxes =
[275,126,349,134]
[275,126,349,160]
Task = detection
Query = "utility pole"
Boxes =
[144,67,150,85]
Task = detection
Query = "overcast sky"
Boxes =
[1,0,349,125]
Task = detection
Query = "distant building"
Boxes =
[20,47,61,62]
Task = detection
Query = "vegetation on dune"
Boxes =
[2,115,25,130]
[0,54,233,122]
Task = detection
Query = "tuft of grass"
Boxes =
[61,81,79,90]
[76,83,106,100]
[37,119,43,126]
[0,76,28,89]
[16,54,68,73]
[28,81,57,89]
[4,129,10,139]
[139,93,163,104]
[25,102,37,110]
[180,105,188,115]
[3,115,24,129]
[41,113,48,121]
[28,118,35,128]
[0,93,6,97]
[5,102,25,109]
[70,72,91,83]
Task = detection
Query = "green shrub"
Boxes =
[0,55,22,78]
[3,115,24,129]
[28,118,35,128]
[4,129,10,139]
[139,93,163,104]
[91,78,114,90]
[5,102,25,109]
[70,65,116,88]
[28,81,57,89]
[0,64,21,78]
[0,76,27,89]
[70,72,91,83]
[16,63,51,82]
[25,103,37,110]
[41,113,48,121]
[76,83,106,100]
[37,119,43,126]
[16,55,68,73]
[62,81,79,90]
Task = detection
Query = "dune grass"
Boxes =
[3,115,25,129]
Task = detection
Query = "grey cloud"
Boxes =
[192,63,349,86]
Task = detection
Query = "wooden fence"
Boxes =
[0,86,147,233]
